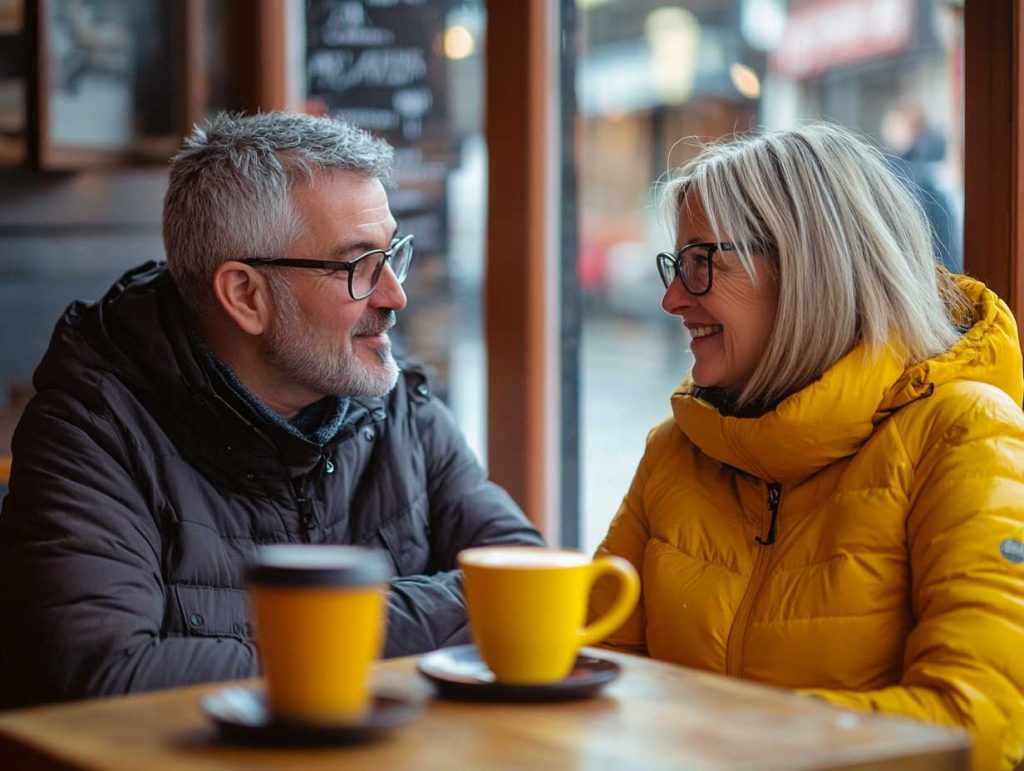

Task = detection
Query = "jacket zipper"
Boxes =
[287,452,337,542]
[725,481,782,677]
[288,477,317,542]
[755,483,781,545]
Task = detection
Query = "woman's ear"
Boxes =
[210,262,276,336]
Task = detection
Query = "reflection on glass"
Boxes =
[576,0,964,552]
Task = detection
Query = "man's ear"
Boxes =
[211,262,275,336]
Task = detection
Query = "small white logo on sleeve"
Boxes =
[1000,538,1024,564]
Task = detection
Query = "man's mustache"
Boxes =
[351,310,396,337]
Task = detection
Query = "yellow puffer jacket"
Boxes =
[591,277,1024,770]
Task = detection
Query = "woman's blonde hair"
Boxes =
[662,122,966,410]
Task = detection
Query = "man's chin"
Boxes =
[345,355,400,398]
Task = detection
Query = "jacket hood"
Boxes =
[34,262,205,403]
[671,275,1023,483]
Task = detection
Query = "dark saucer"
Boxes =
[201,686,422,746]
[417,644,621,702]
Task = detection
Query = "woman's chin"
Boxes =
[690,366,720,388]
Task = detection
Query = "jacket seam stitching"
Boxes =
[171,583,248,592]
[747,607,899,624]
[767,549,907,575]
[375,490,429,532]
[172,520,288,542]
[648,535,744,576]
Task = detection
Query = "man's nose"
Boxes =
[369,264,407,311]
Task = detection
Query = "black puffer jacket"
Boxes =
[0,262,543,707]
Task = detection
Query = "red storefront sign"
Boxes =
[771,0,915,79]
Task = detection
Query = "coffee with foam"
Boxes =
[458,547,590,569]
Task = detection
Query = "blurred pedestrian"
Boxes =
[882,100,962,272]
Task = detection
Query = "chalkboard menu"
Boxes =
[306,0,452,147]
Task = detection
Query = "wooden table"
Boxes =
[0,649,969,770]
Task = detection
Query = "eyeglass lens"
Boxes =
[680,245,712,293]
[658,244,712,293]
[351,238,414,299]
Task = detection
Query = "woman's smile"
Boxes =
[688,323,723,345]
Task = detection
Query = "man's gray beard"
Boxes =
[265,288,400,399]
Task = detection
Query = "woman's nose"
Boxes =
[661,277,693,316]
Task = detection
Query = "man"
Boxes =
[0,112,543,707]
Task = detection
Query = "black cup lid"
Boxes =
[247,545,392,588]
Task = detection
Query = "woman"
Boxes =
[589,123,1024,770]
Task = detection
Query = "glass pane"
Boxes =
[303,0,487,460]
[574,0,964,552]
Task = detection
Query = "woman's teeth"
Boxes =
[690,325,723,339]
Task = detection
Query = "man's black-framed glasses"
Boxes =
[241,233,414,301]
[656,241,738,296]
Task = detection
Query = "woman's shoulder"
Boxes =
[891,378,1024,458]
[642,414,692,455]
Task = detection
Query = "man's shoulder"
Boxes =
[17,368,156,453]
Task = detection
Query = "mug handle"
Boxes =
[578,555,640,648]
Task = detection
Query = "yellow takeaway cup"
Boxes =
[247,545,392,723]
[458,546,640,684]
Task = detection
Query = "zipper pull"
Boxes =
[755,483,782,546]
[297,497,316,532]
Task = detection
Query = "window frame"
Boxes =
[964,0,1024,338]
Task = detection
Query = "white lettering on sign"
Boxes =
[308,48,426,92]
[771,0,914,79]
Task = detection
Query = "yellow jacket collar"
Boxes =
[671,276,1022,484]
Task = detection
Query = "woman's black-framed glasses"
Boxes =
[656,241,738,296]
[241,233,414,301]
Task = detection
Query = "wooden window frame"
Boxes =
[483,0,563,538]
[964,0,1024,339]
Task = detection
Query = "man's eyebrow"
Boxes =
[328,227,400,259]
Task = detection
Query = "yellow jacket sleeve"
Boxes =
[588,428,662,655]
[805,386,1024,771]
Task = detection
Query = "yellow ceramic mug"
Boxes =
[458,546,640,684]
[248,545,392,723]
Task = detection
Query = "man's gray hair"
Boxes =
[163,111,394,315]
